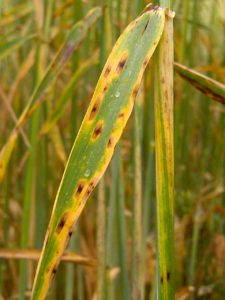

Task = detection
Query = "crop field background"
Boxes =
[0,0,224,299]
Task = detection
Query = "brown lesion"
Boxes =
[118,112,125,119]
[116,56,127,73]
[160,276,164,284]
[103,85,108,93]
[143,59,148,67]
[84,181,96,199]
[104,65,111,77]
[167,271,170,281]
[141,19,150,36]
[75,181,86,197]
[56,212,69,234]
[184,77,225,105]
[107,137,113,148]
[132,84,140,100]
[89,96,101,121]
[92,122,104,140]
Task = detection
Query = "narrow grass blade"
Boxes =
[116,151,130,300]
[0,4,31,27]
[154,7,175,300]
[174,62,225,105]
[96,179,106,300]
[31,6,165,299]
[0,34,35,61]
[0,7,102,182]
[131,99,143,300]
[0,249,94,265]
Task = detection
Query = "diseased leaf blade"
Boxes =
[31,6,165,300]
[175,62,225,105]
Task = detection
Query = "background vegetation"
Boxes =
[0,0,224,299]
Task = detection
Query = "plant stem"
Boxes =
[155,3,174,299]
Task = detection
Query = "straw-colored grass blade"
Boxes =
[174,62,225,105]
[0,7,102,183]
[31,6,165,299]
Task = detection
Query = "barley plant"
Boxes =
[0,0,224,300]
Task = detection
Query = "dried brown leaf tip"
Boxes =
[143,3,160,13]
[92,121,104,140]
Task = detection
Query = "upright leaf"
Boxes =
[154,6,175,300]
[31,5,165,299]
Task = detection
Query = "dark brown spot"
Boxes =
[56,213,68,234]
[183,77,225,105]
[167,271,170,281]
[144,59,148,67]
[89,97,101,121]
[85,182,95,199]
[160,276,163,284]
[52,267,57,274]
[103,85,108,93]
[141,20,149,36]
[117,57,127,72]
[119,112,124,119]
[104,66,111,77]
[107,137,113,148]
[92,123,103,139]
[132,85,140,99]
[76,181,85,196]
[88,182,95,193]
[69,230,73,237]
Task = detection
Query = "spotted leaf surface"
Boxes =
[31,5,165,300]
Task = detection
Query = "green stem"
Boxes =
[155,4,174,299]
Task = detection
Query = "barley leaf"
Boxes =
[31,6,165,300]
[175,62,225,105]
